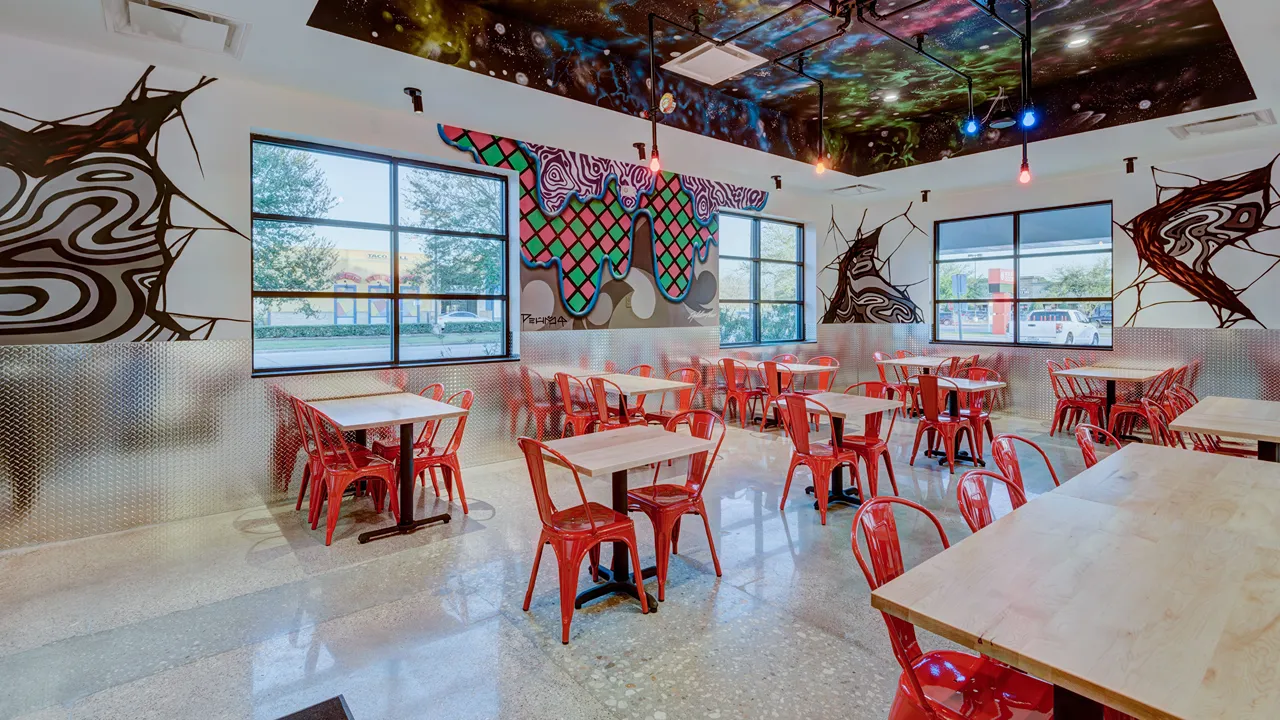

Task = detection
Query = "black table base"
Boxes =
[358,422,451,544]
[803,416,862,510]
[575,469,658,611]
[1053,685,1103,719]
[921,390,985,468]
[1261,440,1279,462]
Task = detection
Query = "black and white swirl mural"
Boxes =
[0,67,244,343]
[821,205,925,325]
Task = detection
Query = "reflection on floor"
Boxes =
[0,413,1090,720]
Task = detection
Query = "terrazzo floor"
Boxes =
[0,412,1092,720]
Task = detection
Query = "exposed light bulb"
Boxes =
[962,117,980,136]
[1018,160,1032,184]
[1020,107,1038,128]
[649,150,661,174]
[815,159,827,175]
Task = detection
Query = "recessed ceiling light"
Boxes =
[980,45,990,50]
[1067,37,1090,48]
[883,92,899,101]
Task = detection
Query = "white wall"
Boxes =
[820,145,1280,330]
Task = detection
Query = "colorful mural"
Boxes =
[439,124,767,330]
[309,0,1254,176]
[821,204,925,324]
[1118,158,1280,329]
[0,67,246,344]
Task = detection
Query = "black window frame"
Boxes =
[250,135,514,377]
[719,213,806,348]
[932,200,1114,349]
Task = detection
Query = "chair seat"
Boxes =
[628,483,695,507]
[548,502,631,534]
[371,440,431,459]
[841,435,887,451]
[324,452,394,475]
[902,650,1053,720]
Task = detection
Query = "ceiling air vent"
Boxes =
[661,42,768,86]
[102,0,250,58]
[1168,109,1275,140]
[832,183,885,196]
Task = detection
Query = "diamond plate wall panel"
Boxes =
[3,325,1277,549]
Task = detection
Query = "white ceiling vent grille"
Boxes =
[661,42,768,86]
[832,183,885,196]
[102,0,250,58]
[1168,109,1275,139]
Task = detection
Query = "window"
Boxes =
[934,202,1112,347]
[250,137,511,374]
[719,214,805,346]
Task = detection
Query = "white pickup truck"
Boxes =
[1019,309,1101,345]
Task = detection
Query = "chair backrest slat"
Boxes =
[1075,423,1121,468]
[956,469,1028,532]
[990,434,1061,491]
[518,437,597,530]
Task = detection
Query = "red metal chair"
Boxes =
[555,372,597,438]
[757,361,795,433]
[873,351,916,416]
[956,354,980,373]
[1048,359,1103,436]
[1075,423,1122,468]
[306,407,399,546]
[625,364,654,423]
[369,383,446,495]
[389,389,475,514]
[852,497,1054,720]
[842,382,902,497]
[1108,367,1175,439]
[290,396,324,513]
[645,368,701,426]
[958,367,1001,461]
[588,376,642,432]
[518,437,649,644]
[626,410,725,601]
[1063,357,1106,403]
[990,434,1061,496]
[719,358,763,428]
[692,356,722,411]
[1141,397,1185,449]
[909,375,976,475]
[933,356,960,377]
[778,393,861,525]
[772,353,798,363]
[799,356,840,395]
[956,469,1028,533]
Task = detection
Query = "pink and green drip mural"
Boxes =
[439,124,767,330]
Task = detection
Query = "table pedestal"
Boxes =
[805,416,862,509]
[575,468,659,611]
[923,389,985,467]
[1053,685,1103,719]
[358,422,452,544]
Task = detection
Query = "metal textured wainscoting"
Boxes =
[2,325,1277,549]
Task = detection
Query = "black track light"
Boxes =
[404,87,423,114]
[921,190,930,202]
[772,175,782,190]
[1124,156,1137,174]
[633,142,647,162]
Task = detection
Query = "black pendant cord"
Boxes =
[648,12,658,159]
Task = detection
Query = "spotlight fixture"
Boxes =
[772,175,782,190]
[1124,156,1137,174]
[882,92,900,102]
[649,146,661,174]
[633,142,647,162]
[403,87,424,114]
[921,190,930,202]
[1067,36,1090,48]
[1018,159,1032,184]
[1020,106,1038,128]
[962,116,980,136]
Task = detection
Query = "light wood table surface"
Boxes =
[872,442,1280,720]
[803,392,902,420]
[525,365,610,380]
[1171,395,1280,461]
[593,372,695,396]
[906,376,1006,393]
[541,426,717,610]
[1051,365,1172,429]
[717,360,835,377]
[874,356,960,370]
[305,393,468,543]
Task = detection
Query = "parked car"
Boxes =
[938,310,956,326]
[1019,309,1101,345]
[433,310,481,333]
[1090,306,1113,326]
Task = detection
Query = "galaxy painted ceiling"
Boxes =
[308,0,1255,176]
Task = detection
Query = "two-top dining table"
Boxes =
[871,442,1280,719]
[801,392,902,508]
[540,425,717,610]
[306,392,468,544]
[1170,395,1280,462]
[1049,365,1171,424]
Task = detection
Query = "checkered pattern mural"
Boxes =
[439,125,766,319]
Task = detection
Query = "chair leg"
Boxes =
[909,424,926,466]
[697,506,723,577]
[555,544,586,644]
[523,540,546,611]
[588,544,601,582]
[881,448,900,496]
[324,485,345,546]
[861,453,880,497]
[814,461,831,526]
[295,463,311,511]
[671,517,683,555]
[779,454,803,511]
[653,518,673,602]
[446,458,468,514]
[623,535,650,615]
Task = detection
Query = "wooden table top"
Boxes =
[306,392,468,431]
[874,356,959,369]
[1171,395,1280,443]
[540,425,717,477]
[803,392,902,420]
[526,365,610,380]
[593,372,696,396]
[871,443,1280,720]
[906,376,1007,392]
[717,359,835,376]
[1051,365,1169,383]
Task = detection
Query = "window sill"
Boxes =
[251,355,520,379]
[719,340,818,351]
[929,340,1113,351]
